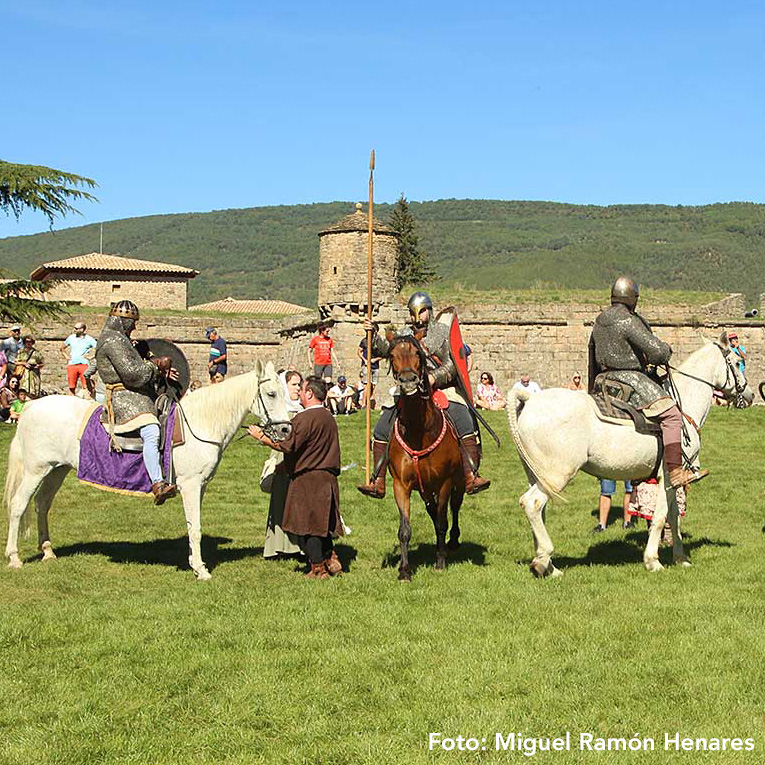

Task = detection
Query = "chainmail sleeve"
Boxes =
[100,340,158,390]
[431,357,456,389]
[625,313,672,366]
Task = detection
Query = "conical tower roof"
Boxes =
[318,203,396,236]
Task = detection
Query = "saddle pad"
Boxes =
[589,394,633,426]
[77,405,176,496]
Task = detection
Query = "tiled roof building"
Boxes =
[30,253,199,310]
[189,297,310,315]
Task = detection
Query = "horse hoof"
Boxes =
[675,558,692,569]
[41,542,57,562]
[447,538,460,551]
[435,562,446,572]
[530,558,555,578]
[398,571,411,582]
[195,567,212,581]
[8,557,23,570]
[549,566,563,579]
[644,559,665,573]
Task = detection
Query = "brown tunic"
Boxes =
[272,406,342,538]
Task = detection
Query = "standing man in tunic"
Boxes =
[248,376,343,579]
[588,276,708,488]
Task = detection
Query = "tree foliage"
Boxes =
[0,160,97,322]
[0,159,97,227]
[388,194,436,289]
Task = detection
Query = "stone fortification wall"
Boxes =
[318,231,398,313]
[42,274,189,311]
[3,293,760,399]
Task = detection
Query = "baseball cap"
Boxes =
[728,332,738,339]
[11,324,21,331]
[204,327,216,339]
[338,375,347,383]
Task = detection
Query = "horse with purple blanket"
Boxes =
[4,361,290,580]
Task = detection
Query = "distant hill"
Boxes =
[1,200,764,308]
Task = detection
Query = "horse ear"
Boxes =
[716,330,731,349]
[264,360,276,377]
[254,359,264,376]
[698,330,711,344]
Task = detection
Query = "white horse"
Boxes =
[506,333,753,577]
[4,360,290,580]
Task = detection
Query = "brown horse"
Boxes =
[388,336,465,581]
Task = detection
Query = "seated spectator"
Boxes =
[512,374,542,395]
[0,348,7,386]
[568,372,585,390]
[476,372,506,410]
[0,376,19,422]
[9,387,28,422]
[327,376,356,415]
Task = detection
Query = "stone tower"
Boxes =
[317,203,399,319]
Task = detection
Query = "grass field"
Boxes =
[0,407,763,764]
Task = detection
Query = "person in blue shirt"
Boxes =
[60,321,97,395]
[729,332,746,374]
[205,327,228,382]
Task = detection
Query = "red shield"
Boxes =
[436,307,473,404]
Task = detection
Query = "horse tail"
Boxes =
[4,433,32,537]
[505,389,566,502]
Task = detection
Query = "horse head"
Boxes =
[390,336,428,396]
[713,331,754,408]
[252,360,293,441]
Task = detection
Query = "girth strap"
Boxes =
[104,383,126,453]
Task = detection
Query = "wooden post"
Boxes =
[365,150,375,483]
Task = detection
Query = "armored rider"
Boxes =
[588,277,708,489]
[357,291,490,498]
[96,300,178,505]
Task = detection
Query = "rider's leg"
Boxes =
[357,408,395,498]
[657,405,709,488]
[140,423,177,505]
[448,403,490,494]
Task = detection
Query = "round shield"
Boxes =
[759,381,765,403]
[134,338,190,401]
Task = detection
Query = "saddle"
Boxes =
[590,373,662,437]
[101,395,185,452]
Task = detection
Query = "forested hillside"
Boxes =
[1,200,764,307]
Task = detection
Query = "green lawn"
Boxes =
[0,407,763,764]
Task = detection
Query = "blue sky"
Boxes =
[3,0,765,238]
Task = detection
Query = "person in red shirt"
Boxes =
[307,324,338,382]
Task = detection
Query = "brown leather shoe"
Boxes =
[305,561,329,580]
[151,481,177,505]
[461,435,491,494]
[668,467,709,489]
[325,551,343,576]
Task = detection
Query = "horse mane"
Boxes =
[179,369,259,442]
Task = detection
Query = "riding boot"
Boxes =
[357,439,388,499]
[461,435,490,494]
[325,550,343,576]
[151,481,177,505]
[664,441,709,489]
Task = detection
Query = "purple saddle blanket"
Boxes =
[77,404,177,495]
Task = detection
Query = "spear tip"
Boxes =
[369,149,375,170]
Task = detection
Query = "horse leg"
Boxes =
[179,480,211,581]
[521,483,561,578]
[6,471,46,570]
[644,474,669,572]
[35,466,70,562]
[447,487,464,551]
[431,484,451,571]
[668,489,690,568]
[392,480,412,582]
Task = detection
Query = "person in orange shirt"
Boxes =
[307,324,338,383]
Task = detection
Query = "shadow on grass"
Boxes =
[550,532,733,569]
[381,541,487,575]
[40,535,260,573]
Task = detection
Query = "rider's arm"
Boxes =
[626,315,672,366]
[431,357,457,389]
[102,342,159,388]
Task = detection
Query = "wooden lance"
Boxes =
[365,150,375,483]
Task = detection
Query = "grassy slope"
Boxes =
[0,406,763,764]
[1,200,764,308]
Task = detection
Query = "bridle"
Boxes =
[256,376,293,441]
[668,343,748,406]
[390,335,430,396]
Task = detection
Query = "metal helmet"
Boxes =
[610,276,639,309]
[407,291,433,327]
[110,300,140,321]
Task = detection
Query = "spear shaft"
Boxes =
[365,150,375,483]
